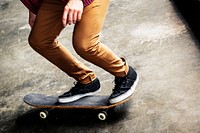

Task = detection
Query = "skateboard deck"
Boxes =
[24,93,131,120]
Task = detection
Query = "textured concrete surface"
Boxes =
[1,0,200,132]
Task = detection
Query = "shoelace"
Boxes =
[113,76,127,93]
[62,82,82,95]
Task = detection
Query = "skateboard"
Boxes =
[23,93,131,120]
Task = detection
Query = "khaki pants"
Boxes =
[29,0,128,84]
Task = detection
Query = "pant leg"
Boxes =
[28,0,96,84]
[73,0,129,77]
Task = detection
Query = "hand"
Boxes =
[29,11,36,28]
[62,0,83,27]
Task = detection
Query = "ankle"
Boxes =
[79,75,97,84]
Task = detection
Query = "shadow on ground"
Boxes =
[12,102,131,132]
[171,0,200,44]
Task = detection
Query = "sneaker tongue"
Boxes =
[115,77,120,82]
[115,77,125,84]
[69,82,82,92]
[114,77,124,91]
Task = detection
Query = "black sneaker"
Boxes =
[109,66,139,104]
[58,78,101,103]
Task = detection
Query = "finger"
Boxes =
[73,10,77,24]
[30,21,34,28]
[77,10,82,21]
[63,6,69,27]
[28,19,31,28]
[67,9,73,25]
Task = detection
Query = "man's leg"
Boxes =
[73,0,129,77]
[73,0,139,104]
[29,0,101,103]
[29,0,96,84]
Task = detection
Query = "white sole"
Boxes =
[58,87,101,103]
[109,75,139,104]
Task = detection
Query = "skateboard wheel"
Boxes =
[98,111,107,121]
[39,110,48,119]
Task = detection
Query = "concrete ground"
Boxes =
[1,0,200,132]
